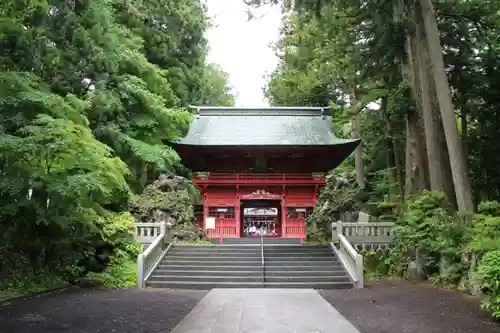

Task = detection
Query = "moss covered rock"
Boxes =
[307,173,361,241]
[131,174,204,241]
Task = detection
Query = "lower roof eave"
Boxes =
[169,140,361,151]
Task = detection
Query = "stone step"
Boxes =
[167,252,263,257]
[171,245,262,250]
[145,281,353,289]
[264,261,343,267]
[153,269,347,277]
[155,264,343,272]
[156,264,262,271]
[160,260,262,266]
[149,275,262,283]
[166,252,334,258]
[160,260,342,268]
[155,270,262,276]
[265,257,340,262]
[149,274,350,283]
[265,275,351,283]
[172,244,328,249]
[163,256,262,262]
[212,238,302,245]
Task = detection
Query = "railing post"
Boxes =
[164,222,172,247]
[160,220,166,236]
[137,253,145,289]
[355,253,364,288]
[337,220,344,239]
[260,233,265,284]
[331,221,338,243]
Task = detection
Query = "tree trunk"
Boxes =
[419,0,474,214]
[414,2,454,208]
[382,96,404,201]
[414,5,444,191]
[351,89,365,189]
[405,109,428,197]
[396,0,429,198]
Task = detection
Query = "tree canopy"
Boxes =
[0,0,234,296]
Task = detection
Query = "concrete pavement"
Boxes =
[171,288,361,333]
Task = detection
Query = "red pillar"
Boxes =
[281,188,287,238]
[235,185,241,237]
[202,192,208,232]
[235,199,241,238]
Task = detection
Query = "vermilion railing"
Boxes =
[205,218,238,239]
[193,172,325,181]
[283,218,307,239]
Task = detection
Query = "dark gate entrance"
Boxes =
[240,200,282,237]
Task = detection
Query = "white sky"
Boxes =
[205,0,282,107]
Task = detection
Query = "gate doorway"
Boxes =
[240,200,282,237]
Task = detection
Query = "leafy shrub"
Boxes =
[86,248,139,288]
[384,192,500,319]
[388,190,470,285]
[364,250,390,280]
[477,249,500,319]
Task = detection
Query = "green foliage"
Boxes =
[307,174,360,241]
[383,192,500,319]
[132,175,204,241]
[388,191,469,284]
[0,0,233,297]
[364,250,391,281]
[177,239,213,245]
[477,249,500,319]
[262,0,500,320]
[0,272,67,302]
[86,249,139,289]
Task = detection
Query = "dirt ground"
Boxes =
[0,287,207,333]
[320,280,500,333]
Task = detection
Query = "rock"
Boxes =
[407,260,426,281]
[131,175,204,241]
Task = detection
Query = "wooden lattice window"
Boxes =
[208,206,235,218]
[287,207,313,219]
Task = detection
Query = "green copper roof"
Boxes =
[175,106,360,147]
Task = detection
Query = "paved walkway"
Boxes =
[171,289,361,333]
[1,282,498,332]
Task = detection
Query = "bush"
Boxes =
[477,249,500,319]
[86,246,140,288]
[384,191,500,319]
[387,190,466,280]
[364,250,390,280]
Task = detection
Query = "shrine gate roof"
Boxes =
[175,106,360,147]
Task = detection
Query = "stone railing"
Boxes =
[135,222,162,245]
[136,222,172,288]
[330,218,396,289]
[331,221,395,251]
[330,235,364,288]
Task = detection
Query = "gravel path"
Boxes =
[320,280,500,333]
[0,287,207,333]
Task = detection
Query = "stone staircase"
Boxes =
[210,238,301,245]
[146,239,353,289]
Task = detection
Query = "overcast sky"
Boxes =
[205,0,282,107]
